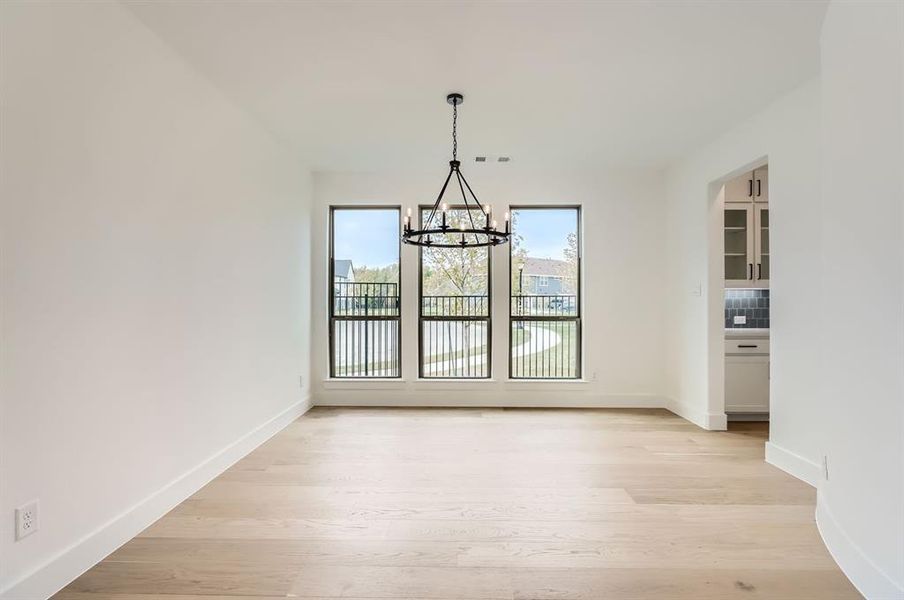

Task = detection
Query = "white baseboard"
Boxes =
[0,397,312,600]
[665,398,727,430]
[765,441,821,488]
[314,392,667,409]
[817,495,904,600]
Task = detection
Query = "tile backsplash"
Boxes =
[725,289,770,329]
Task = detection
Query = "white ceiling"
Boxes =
[125,0,827,171]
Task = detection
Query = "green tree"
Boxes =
[354,263,399,285]
[421,209,489,305]
[560,231,578,294]
[509,211,529,298]
[420,209,490,363]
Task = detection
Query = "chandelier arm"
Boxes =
[423,165,455,230]
[455,170,482,245]
[457,170,487,220]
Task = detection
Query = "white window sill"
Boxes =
[415,378,498,383]
[321,378,591,391]
[505,378,591,385]
[322,378,406,390]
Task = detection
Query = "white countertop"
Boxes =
[725,328,770,339]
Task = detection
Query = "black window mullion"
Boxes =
[418,205,491,379]
[508,206,582,380]
[329,207,401,379]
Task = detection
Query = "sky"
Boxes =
[333,209,400,268]
[512,209,576,260]
[332,207,577,269]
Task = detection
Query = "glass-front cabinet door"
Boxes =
[725,206,754,286]
[755,206,769,283]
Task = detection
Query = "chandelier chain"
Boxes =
[452,101,458,162]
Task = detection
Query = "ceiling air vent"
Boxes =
[497,156,511,163]
[475,156,487,162]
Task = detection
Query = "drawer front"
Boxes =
[726,338,770,355]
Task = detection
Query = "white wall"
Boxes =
[0,2,312,598]
[311,168,668,406]
[664,79,822,434]
[816,1,903,596]
[664,1,904,595]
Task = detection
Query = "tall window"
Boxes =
[510,207,581,379]
[419,206,490,378]
[329,207,400,377]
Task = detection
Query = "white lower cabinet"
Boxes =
[725,338,769,414]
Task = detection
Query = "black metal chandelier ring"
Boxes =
[402,227,509,248]
[402,93,510,248]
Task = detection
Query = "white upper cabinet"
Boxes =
[724,166,768,288]
[753,167,768,202]
[725,172,755,203]
[755,204,769,283]
[724,205,755,286]
[725,166,769,204]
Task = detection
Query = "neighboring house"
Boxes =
[518,257,570,295]
[333,259,356,282]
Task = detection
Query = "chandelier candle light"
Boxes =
[402,93,510,248]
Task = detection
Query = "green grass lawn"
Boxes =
[510,321,578,379]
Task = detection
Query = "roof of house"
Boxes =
[334,259,355,279]
[521,257,568,277]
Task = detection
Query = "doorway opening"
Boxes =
[707,158,770,426]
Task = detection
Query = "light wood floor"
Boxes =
[54,408,860,599]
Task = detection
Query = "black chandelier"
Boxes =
[402,93,510,248]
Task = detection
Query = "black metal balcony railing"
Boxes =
[421,319,489,378]
[510,294,579,379]
[511,294,577,317]
[332,286,579,380]
[421,295,489,318]
[333,282,399,316]
[420,293,489,378]
[331,282,400,378]
[510,319,579,379]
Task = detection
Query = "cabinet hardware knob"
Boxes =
[748,263,753,280]
[738,344,758,348]
[748,179,753,197]
[757,179,762,197]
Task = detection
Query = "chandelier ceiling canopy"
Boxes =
[402,93,510,248]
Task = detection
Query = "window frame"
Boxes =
[508,205,582,380]
[417,203,493,379]
[328,205,402,379]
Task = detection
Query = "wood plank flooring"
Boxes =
[54,408,860,599]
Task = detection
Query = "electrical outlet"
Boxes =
[822,455,829,481]
[15,500,38,541]
[299,375,305,389]
[733,315,747,325]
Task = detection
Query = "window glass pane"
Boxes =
[510,208,580,379]
[420,207,490,378]
[420,320,489,378]
[511,320,579,379]
[330,208,400,377]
